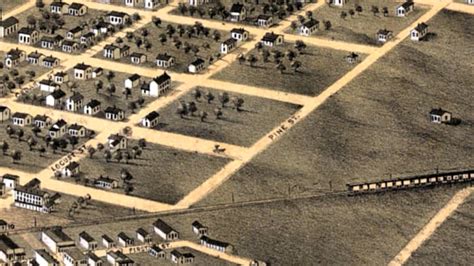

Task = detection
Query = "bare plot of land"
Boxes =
[0,0,28,13]
[407,192,474,266]
[200,9,474,205]
[94,21,228,73]
[289,0,427,45]
[148,87,301,147]
[0,121,89,173]
[69,141,230,205]
[211,42,363,96]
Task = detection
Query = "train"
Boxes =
[347,169,474,194]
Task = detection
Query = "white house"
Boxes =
[153,219,179,240]
[0,106,10,122]
[54,72,69,84]
[104,106,125,121]
[124,74,141,89]
[66,93,84,112]
[131,52,146,64]
[200,236,233,253]
[229,3,247,22]
[34,115,52,129]
[74,63,93,80]
[46,89,66,107]
[94,176,118,189]
[149,245,165,258]
[103,44,121,59]
[84,99,101,116]
[108,134,127,151]
[92,68,103,78]
[42,56,60,68]
[429,108,452,124]
[410,23,428,41]
[11,112,32,127]
[156,53,175,68]
[145,72,171,97]
[27,51,43,64]
[124,0,140,7]
[79,231,98,250]
[68,124,86,137]
[192,221,208,236]
[1,174,19,190]
[376,29,393,43]
[50,2,69,14]
[260,32,284,47]
[35,249,59,266]
[117,232,134,247]
[170,250,194,264]
[329,0,345,7]
[4,48,25,68]
[467,0,474,5]
[68,3,88,16]
[41,227,75,253]
[220,38,237,54]
[231,28,249,41]
[396,1,414,17]
[86,252,103,266]
[256,15,273,27]
[63,248,87,266]
[0,235,25,264]
[107,11,130,25]
[141,111,159,128]
[145,0,160,9]
[101,235,115,249]
[18,27,39,45]
[0,17,19,38]
[66,26,83,40]
[188,58,205,73]
[106,251,134,266]
[61,162,80,178]
[48,119,68,138]
[299,19,319,36]
[39,79,60,93]
[136,228,152,243]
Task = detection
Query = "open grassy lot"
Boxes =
[70,140,230,205]
[0,0,28,13]
[200,10,474,204]
[288,0,427,45]
[211,42,363,96]
[94,21,228,73]
[0,190,144,231]
[17,68,166,121]
[407,191,474,265]
[23,186,461,265]
[0,51,51,96]
[128,248,236,266]
[147,86,301,147]
[0,120,89,173]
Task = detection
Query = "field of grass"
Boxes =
[290,0,427,45]
[407,191,474,265]
[94,21,228,73]
[70,141,230,204]
[15,186,461,265]
[0,51,52,96]
[0,0,27,13]
[212,42,363,96]
[0,121,89,173]
[148,86,301,147]
[199,10,474,205]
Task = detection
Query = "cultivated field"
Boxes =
[94,21,228,73]
[407,191,474,265]
[200,10,474,204]
[0,121,89,173]
[289,0,427,45]
[211,42,363,95]
[0,0,27,13]
[148,86,301,146]
[71,141,230,204]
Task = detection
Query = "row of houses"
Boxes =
[103,0,161,9]
[3,48,60,69]
[376,22,429,43]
